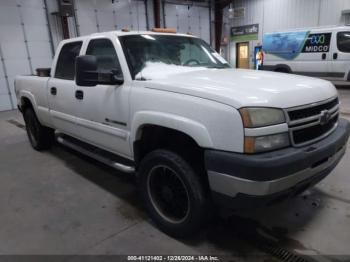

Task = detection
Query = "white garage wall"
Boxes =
[0,0,53,111]
[0,0,153,112]
[74,0,149,36]
[228,0,350,34]
[163,2,211,43]
[0,0,211,112]
[225,0,350,67]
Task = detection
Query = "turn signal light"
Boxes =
[244,137,256,154]
[151,27,177,33]
[239,108,252,128]
[244,133,290,154]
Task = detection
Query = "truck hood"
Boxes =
[146,68,337,108]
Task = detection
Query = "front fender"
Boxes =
[131,111,213,149]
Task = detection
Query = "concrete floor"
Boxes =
[0,88,350,260]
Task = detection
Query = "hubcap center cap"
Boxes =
[161,186,174,202]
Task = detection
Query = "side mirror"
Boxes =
[111,69,124,85]
[99,69,124,86]
[75,55,124,86]
[76,55,98,86]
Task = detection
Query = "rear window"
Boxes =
[337,32,350,53]
[55,41,82,80]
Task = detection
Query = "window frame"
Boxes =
[54,41,83,80]
[85,38,123,76]
[337,31,350,53]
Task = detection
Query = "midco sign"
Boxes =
[302,33,331,53]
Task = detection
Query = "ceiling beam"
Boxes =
[153,0,161,28]
[214,0,232,51]
[214,1,223,52]
[217,0,232,9]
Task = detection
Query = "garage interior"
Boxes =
[1,0,350,260]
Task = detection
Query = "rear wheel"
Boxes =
[23,108,54,150]
[138,149,209,237]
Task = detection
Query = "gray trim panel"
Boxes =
[294,71,345,78]
[208,146,345,197]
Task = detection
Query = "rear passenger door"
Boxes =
[330,31,350,81]
[48,41,82,136]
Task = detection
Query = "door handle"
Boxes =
[50,87,57,95]
[322,53,326,60]
[75,90,84,100]
[333,53,338,59]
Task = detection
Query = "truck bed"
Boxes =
[15,75,51,125]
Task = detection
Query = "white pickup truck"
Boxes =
[15,29,350,237]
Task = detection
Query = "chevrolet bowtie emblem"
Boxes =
[319,110,331,125]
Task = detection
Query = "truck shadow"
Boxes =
[48,143,329,257]
[186,191,327,256]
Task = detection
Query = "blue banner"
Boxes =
[263,31,309,60]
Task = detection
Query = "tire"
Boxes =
[23,108,54,150]
[138,149,209,237]
[274,68,289,73]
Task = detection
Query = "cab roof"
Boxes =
[61,30,197,44]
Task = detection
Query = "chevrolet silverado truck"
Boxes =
[15,29,350,237]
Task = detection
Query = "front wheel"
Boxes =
[138,149,209,237]
[23,108,54,150]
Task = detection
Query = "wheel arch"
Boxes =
[131,111,213,150]
[131,111,213,165]
[273,64,292,73]
[19,91,38,115]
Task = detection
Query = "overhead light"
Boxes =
[228,2,234,19]
[228,9,234,19]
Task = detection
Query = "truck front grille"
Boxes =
[286,97,339,146]
[288,97,339,121]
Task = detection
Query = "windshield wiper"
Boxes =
[135,76,148,81]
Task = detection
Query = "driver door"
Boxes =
[74,38,131,158]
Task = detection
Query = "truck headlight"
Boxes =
[240,107,285,128]
[244,133,290,153]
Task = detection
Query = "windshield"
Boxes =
[119,34,230,80]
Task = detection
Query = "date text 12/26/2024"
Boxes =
[128,256,219,261]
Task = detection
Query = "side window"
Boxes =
[86,39,122,76]
[337,32,350,53]
[55,41,82,80]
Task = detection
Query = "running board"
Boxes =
[57,135,135,174]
